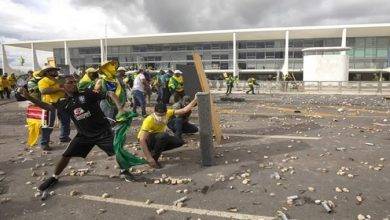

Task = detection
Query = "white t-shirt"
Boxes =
[132,73,146,92]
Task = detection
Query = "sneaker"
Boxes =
[38,177,58,191]
[41,145,52,151]
[60,138,71,143]
[120,170,136,182]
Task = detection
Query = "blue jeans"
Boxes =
[57,109,71,141]
[167,117,198,139]
[40,109,71,148]
[157,87,164,102]
[132,90,146,116]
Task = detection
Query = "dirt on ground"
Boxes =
[0,93,389,220]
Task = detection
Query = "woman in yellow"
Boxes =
[138,98,197,168]
[38,65,71,150]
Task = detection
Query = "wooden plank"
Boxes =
[193,52,222,144]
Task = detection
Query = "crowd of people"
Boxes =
[16,61,199,192]
[0,72,17,99]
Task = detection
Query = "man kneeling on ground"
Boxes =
[168,96,198,139]
[138,99,197,168]
[18,76,139,191]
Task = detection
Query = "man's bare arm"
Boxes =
[106,91,124,113]
[40,87,64,95]
[18,88,55,111]
[139,132,159,168]
[174,98,197,116]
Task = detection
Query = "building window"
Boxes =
[212,55,220,60]
[220,62,228,69]
[275,51,284,59]
[238,52,246,59]
[220,43,229,49]
[78,47,100,55]
[220,54,228,60]
[246,42,256,49]
[265,41,275,48]
[256,52,265,59]
[247,52,256,59]
[238,62,246,69]
[238,42,246,49]
[256,42,265,48]
[211,43,220,50]
[265,52,275,59]
[186,55,193,60]
[293,51,303,58]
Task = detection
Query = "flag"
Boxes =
[113,111,147,169]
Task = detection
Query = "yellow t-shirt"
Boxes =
[1,77,10,88]
[137,109,175,139]
[38,77,65,103]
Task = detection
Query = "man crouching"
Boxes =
[138,99,197,168]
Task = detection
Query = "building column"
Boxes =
[341,28,347,55]
[233,32,238,77]
[100,39,106,65]
[282,31,290,79]
[31,43,41,71]
[64,41,76,74]
[64,41,69,65]
[1,44,15,73]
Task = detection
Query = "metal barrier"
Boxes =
[208,80,390,95]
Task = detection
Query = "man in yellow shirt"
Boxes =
[138,98,197,168]
[8,73,17,89]
[38,66,71,150]
[0,73,11,99]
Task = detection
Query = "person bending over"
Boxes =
[138,99,197,168]
[168,96,198,139]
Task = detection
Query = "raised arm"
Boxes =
[106,91,124,113]
[18,87,55,111]
[174,97,197,116]
[40,87,64,95]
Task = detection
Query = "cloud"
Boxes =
[1,0,390,71]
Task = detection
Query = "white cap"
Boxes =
[117,67,126,71]
[174,70,182,74]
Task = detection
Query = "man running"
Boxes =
[18,76,142,191]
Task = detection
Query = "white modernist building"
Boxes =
[2,23,390,81]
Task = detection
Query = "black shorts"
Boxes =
[63,131,115,158]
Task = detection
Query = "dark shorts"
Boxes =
[63,131,115,158]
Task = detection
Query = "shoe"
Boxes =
[120,170,136,182]
[38,177,58,191]
[60,138,71,143]
[41,145,52,151]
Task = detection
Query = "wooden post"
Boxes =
[193,52,223,144]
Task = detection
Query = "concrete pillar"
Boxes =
[100,39,106,65]
[233,33,238,78]
[64,41,69,65]
[31,43,41,71]
[1,44,13,74]
[64,41,76,75]
[282,31,290,78]
[341,28,347,55]
[196,92,215,167]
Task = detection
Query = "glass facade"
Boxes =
[53,37,390,71]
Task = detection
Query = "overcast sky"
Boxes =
[1,0,390,69]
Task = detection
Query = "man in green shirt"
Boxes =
[246,77,258,94]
